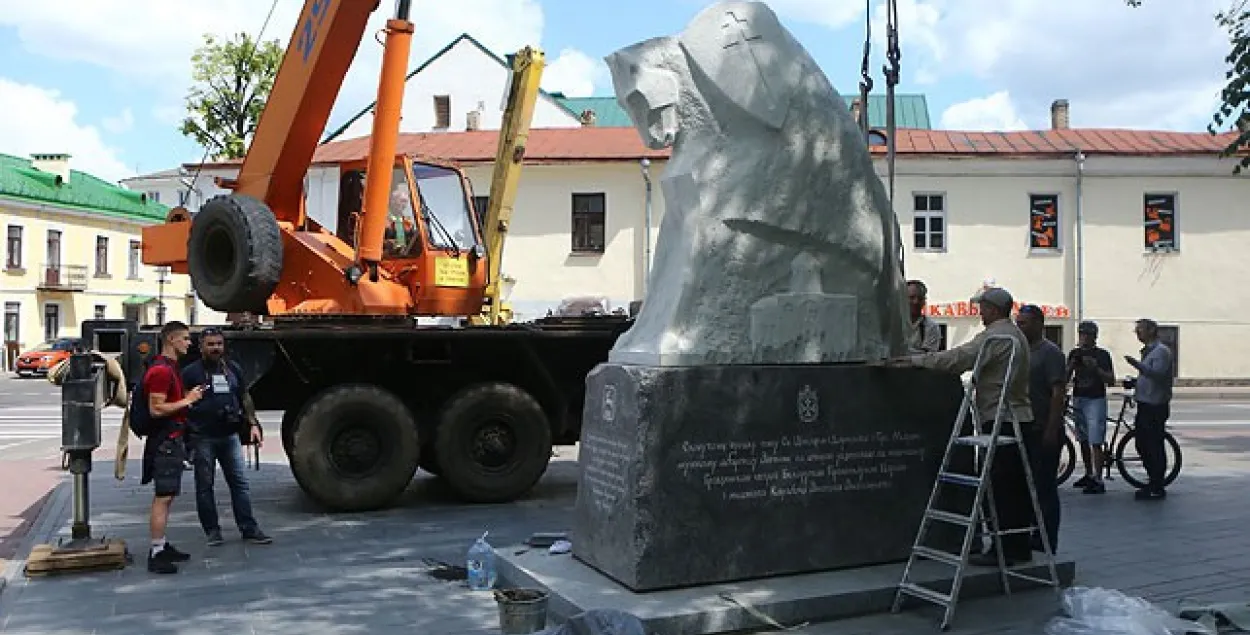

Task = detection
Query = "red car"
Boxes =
[14,338,80,377]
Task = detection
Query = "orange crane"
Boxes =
[91,0,633,513]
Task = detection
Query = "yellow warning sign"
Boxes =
[434,257,470,288]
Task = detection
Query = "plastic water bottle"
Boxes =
[466,531,497,591]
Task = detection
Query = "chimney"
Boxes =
[579,109,597,127]
[850,98,863,126]
[30,153,70,183]
[1050,99,1070,130]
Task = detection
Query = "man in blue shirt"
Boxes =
[182,328,273,545]
[1124,318,1174,501]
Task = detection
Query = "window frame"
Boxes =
[911,192,947,253]
[570,192,607,255]
[95,235,110,277]
[128,240,141,279]
[5,225,21,270]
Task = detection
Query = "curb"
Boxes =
[0,478,70,603]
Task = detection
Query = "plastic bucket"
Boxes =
[494,588,549,634]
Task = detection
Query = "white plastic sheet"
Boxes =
[1045,587,1214,635]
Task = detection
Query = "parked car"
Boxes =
[14,338,81,377]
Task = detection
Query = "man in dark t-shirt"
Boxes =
[1067,320,1115,494]
[140,321,204,574]
[1017,305,1067,553]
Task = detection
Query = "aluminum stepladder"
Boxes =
[891,333,1062,631]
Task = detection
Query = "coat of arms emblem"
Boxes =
[797,384,819,423]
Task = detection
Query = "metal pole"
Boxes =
[640,158,653,297]
[1074,151,1086,321]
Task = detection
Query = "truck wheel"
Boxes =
[281,407,301,461]
[188,194,282,313]
[435,382,552,504]
[289,384,420,512]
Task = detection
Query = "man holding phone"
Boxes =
[1067,320,1116,494]
[182,327,272,547]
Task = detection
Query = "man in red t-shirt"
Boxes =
[140,321,204,574]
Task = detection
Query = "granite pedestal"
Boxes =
[572,362,969,592]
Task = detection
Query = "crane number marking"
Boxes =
[296,0,332,63]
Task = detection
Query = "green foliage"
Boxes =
[1128,0,1249,173]
[179,33,283,161]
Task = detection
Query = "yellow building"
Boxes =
[0,153,208,372]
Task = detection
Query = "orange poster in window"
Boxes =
[1144,194,1176,250]
[1029,195,1058,249]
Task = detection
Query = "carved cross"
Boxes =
[719,10,778,113]
[721,10,760,51]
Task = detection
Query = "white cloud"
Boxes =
[101,108,134,134]
[0,1,603,140]
[872,0,1231,131]
[542,49,608,98]
[939,91,1028,131]
[765,0,868,30]
[0,77,131,182]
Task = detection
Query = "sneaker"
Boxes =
[1082,480,1106,495]
[161,543,192,562]
[147,549,180,574]
[1135,487,1166,501]
[242,529,273,545]
[1072,475,1093,489]
[206,529,224,547]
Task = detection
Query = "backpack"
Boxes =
[127,357,175,439]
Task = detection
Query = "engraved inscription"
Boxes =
[674,430,928,501]
[583,431,632,512]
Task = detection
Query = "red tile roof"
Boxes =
[187,127,1244,170]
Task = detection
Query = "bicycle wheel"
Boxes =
[1056,433,1076,485]
[1114,430,1183,488]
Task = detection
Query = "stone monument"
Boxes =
[569,0,969,593]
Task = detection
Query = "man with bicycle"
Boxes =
[1067,321,1116,495]
[1124,318,1174,501]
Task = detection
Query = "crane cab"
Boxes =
[334,155,489,317]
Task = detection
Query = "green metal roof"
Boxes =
[552,93,933,130]
[122,295,156,305]
[0,153,168,223]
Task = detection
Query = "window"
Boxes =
[178,190,190,206]
[3,302,18,344]
[5,225,20,269]
[912,193,946,252]
[1144,193,1177,252]
[94,305,106,319]
[433,95,451,129]
[571,193,606,254]
[1044,325,1063,348]
[95,236,109,276]
[1029,194,1059,250]
[937,323,948,351]
[473,195,490,228]
[1157,325,1180,378]
[128,240,141,278]
[43,304,60,341]
[146,191,160,203]
[45,229,61,268]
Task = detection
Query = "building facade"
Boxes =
[1,153,224,371]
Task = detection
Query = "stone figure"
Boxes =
[604,0,909,366]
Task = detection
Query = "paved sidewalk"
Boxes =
[2,452,1249,634]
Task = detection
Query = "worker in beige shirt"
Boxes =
[884,286,1036,566]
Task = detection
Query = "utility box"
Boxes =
[61,353,104,452]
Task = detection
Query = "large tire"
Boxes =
[289,384,420,512]
[188,194,282,313]
[434,382,552,504]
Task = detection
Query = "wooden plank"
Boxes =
[24,539,128,577]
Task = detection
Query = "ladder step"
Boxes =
[925,509,974,526]
[898,582,952,607]
[955,434,1019,447]
[913,546,962,566]
[1005,570,1060,586]
[937,471,982,487]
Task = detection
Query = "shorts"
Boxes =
[151,437,188,497]
[1071,396,1108,446]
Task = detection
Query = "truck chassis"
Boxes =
[82,315,631,512]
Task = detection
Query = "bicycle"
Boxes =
[1055,376,1182,489]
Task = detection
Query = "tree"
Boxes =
[180,33,283,161]
[1128,0,1249,173]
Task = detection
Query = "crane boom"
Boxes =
[234,0,381,225]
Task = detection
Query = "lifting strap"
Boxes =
[858,0,873,144]
[883,0,901,206]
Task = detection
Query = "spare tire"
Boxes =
[289,384,420,512]
[435,382,552,504]
[188,194,282,313]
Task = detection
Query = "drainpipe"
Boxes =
[640,158,653,297]
[1074,150,1086,322]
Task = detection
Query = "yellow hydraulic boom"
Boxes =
[473,46,546,325]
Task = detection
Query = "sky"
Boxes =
[0,0,1236,184]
